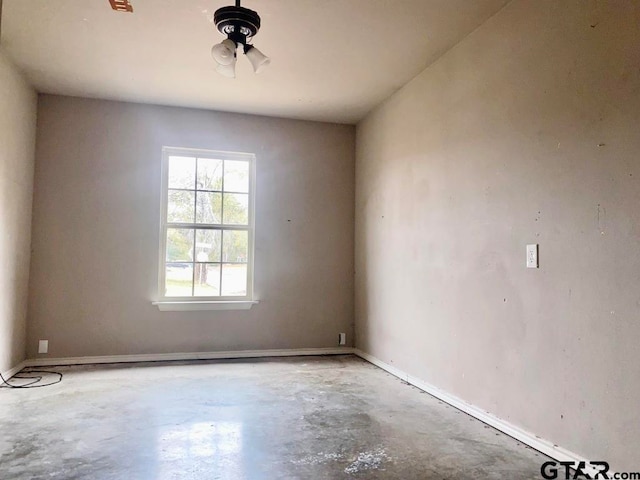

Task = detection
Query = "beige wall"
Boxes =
[356,0,640,471]
[0,50,37,373]
[28,95,354,358]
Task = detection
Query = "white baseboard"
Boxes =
[1,360,26,381]
[354,348,594,469]
[24,347,355,367]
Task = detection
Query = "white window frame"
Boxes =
[154,147,257,311]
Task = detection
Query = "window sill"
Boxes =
[153,301,259,311]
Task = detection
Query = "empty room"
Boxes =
[1,0,639,478]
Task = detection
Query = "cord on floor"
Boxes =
[0,369,63,388]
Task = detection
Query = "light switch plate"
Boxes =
[526,244,538,268]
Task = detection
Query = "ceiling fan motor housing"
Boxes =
[214,6,261,45]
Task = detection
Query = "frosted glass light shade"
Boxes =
[215,57,236,78]
[211,39,237,66]
[245,46,270,74]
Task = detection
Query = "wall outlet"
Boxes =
[526,244,539,268]
[338,333,346,346]
[38,340,49,354]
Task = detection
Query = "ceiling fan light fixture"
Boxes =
[211,0,269,77]
[244,45,270,74]
[215,57,237,78]
[211,39,237,66]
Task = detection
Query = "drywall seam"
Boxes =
[354,349,604,473]
[24,347,355,367]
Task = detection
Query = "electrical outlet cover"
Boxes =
[526,244,538,268]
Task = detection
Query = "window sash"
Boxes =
[159,147,255,302]
[168,187,249,195]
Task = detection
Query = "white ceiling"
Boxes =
[1,0,508,124]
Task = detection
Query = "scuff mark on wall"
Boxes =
[597,203,606,235]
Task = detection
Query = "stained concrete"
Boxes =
[0,356,546,479]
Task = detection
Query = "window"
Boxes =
[157,147,255,308]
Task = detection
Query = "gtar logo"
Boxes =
[541,461,610,479]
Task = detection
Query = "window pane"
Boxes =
[197,158,223,191]
[162,150,254,301]
[194,263,220,296]
[222,230,248,263]
[166,228,194,262]
[165,263,193,297]
[195,192,222,224]
[224,160,249,193]
[168,156,196,189]
[168,190,195,223]
[196,229,221,263]
[223,193,248,225]
[221,264,247,296]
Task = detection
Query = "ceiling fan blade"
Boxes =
[108,0,133,13]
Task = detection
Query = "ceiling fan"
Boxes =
[106,0,269,78]
[210,0,270,78]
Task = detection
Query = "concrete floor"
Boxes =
[0,355,547,479]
